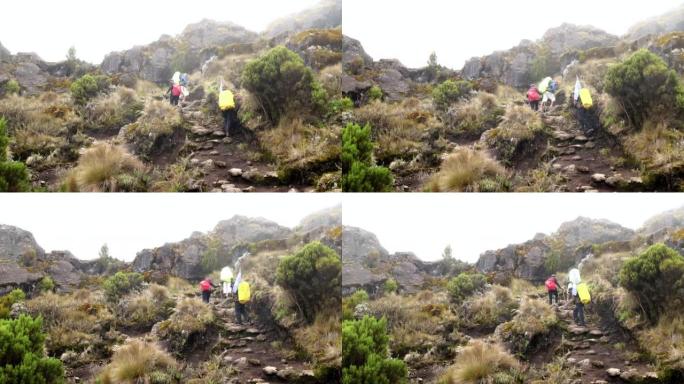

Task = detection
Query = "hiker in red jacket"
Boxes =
[167,81,182,106]
[527,84,541,111]
[545,274,559,305]
[199,278,217,303]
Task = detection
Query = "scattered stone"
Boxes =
[571,155,583,161]
[213,130,226,137]
[578,185,598,192]
[563,164,576,173]
[591,173,606,183]
[190,158,200,166]
[628,177,643,186]
[9,302,27,318]
[234,357,248,367]
[586,349,596,355]
[585,141,596,149]
[553,130,575,141]
[221,184,242,193]
[209,150,220,156]
[567,357,577,364]
[256,334,267,342]
[263,366,278,376]
[577,165,590,173]
[589,329,603,337]
[569,325,588,335]
[591,360,604,368]
[288,188,298,193]
[223,355,234,363]
[552,163,563,171]
[579,358,592,368]
[575,135,588,142]
[60,351,79,364]
[248,358,261,366]
[228,168,243,177]
[606,174,624,188]
[201,159,215,170]
[619,369,640,381]
[404,352,422,364]
[607,368,621,377]
[242,186,256,192]
[191,126,212,136]
[214,160,227,168]
[246,328,260,335]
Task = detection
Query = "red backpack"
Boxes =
[172,84,182,97]
[200,280,211,292]
[527,87,540,102]
[545,277,557,291]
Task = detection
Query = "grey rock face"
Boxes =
[13,62,47,94]
[212,215,292,245]
[0,224,45,262]
[0,41,11,62]
[297,205,341,234]
[541,24,619,55]
[265,0,342,37]
[626,5,684,40]
[180,20,258,49]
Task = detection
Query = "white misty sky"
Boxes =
[0,0,319,64]
[343,194,684,263]
[344,0,684,69]
[0,194,339,262]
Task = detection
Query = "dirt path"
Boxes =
[554,301,659,383]
[208,297,316,383]
[541,108,641,192]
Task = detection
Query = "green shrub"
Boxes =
[0,117,30,192]
[276,242,341,323]
[605,49,684,128]
[70,74,110,106]
[103,272,143,302]
[241,46,317,124]
[384,278,398,294]
[432,80,472,111]
[2,79,20,95]
[341,123,393,192]
[0,289,26,319]
[447,273,487,303]
[342,316,408,384]
[368,85,383,101]
[328,97,354,116]
[38,277,55,293]
[0,315,65,383]
[343,290,369,320]
[619,243,684,324]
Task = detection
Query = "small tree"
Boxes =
[65,46,78,76]
[241,46,318,124]
[342,316,407,384]
[447,272,487,303]
[605,49,684,128]
[432,79,472,111]
[341,123,393,192]
[103,272,143,302]
[38,277,55,293]
[0,315,65,383]
[70,74,110,106]
[276,242,341,323]
[0,118,30,192]
[383,278,398,294]
[426,51,440,82]
[619,243,684,324]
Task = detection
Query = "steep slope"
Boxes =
[626,4,684,40]
[264,0,342,38]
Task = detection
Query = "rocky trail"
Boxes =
[541,107,640,193]
[554,301,658,384]
[209,296,316,383]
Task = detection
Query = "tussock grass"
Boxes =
[62,143,147,192]
[294,310,341,366]
[460,285,518,329]
[98,339,177,384]
[126,99,182,137]
[439,340,521,384]
[116,284,174,330]
[490,105,544,141]
[446,93,503,137]
[86,87,142,130]
[426,147,509,192]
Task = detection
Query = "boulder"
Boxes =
[179,20,258,50]
[0,224,46,262]
[13,62,47,94]
[0,41,11,62]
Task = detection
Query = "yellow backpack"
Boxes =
[577,282,591,304]
[237,281,250,304]
[579,88,593,109]
[219,90,235,110]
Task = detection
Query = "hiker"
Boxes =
[167,81,182,106]
[527,84,541,111]
[542,79,558,111]
[545,274,559,305]
[199,277,217,303]
[574,77,595,134]
[567,281,586,326]
[235,279,251,325]
[218,83,238,136]
[220,266,234,299]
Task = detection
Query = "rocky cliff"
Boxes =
[264,0,342,38]
[626,5,684,40]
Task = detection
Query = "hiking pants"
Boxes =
[235,301,249,324]
[573,299,585,326]
[170,95,180,106]
[202,290,211,303]
[530,100,539,111]
[548,290,558,305]
[222,109,237,136]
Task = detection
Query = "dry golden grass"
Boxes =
[638,316,684,371]
[439,340,520,384]
[98,339,177,384]
[491,105,544,141]
[426,147,509,192]
[166,276,196,296]
[116,284,174,329]
[258,117,340,171]
[318,63,342,96]
[294,310,341,366]
[446,93,503,137]
[166,297,214,334]
[62,143,146,192]
[624,119,684,175]
[125,99,182,137]
[354,99,436,162]
[508,298,557,336]
[86,87,142,130]
[460,285,517,329]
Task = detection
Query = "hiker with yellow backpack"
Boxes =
[574,76,596,134]
[218,80,238,137]
[568,268,590,327]
[232,269,251,325]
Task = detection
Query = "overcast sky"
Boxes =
[0,0,319,64]
[0,194,339,262]
[343,194,684,263]
[344,0,684,69]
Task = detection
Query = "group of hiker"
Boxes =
[527,76,559,112]
[199,265,251,325]
[545,267,590,327]
[166,72,239,137]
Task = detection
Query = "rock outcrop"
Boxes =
[0,224,45,261]
[211,215,292,245]
[626,5,684,41]
[639,206,684,236]
[0,41,11,62]
[180,20,258,50]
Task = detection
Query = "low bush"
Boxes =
[2,79,20,95]
[156,298,214,354]
[342,316,408,384]
[619,243,684,324]
[276,242,341,323]
[496,298,558,357]
[438,340,521,384]
[447,273,487,303]
[459,285,517,330]
[62,143,148,192]
[433,80,472,111]
[384,278,398,294]
[85,87,143,130]
[343,289,369,320]
[368,85,383,101]
[70,74,110,106]
[97,339,178,384]
[116,285,174,330]
[38,276,55,292]
[0,289,26,319]
[445,93,503,138]
[427,148,509,192]
[103,271,144,302]
[341,122,393,192]
[482,105,545,165]
[0,315,65,383]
